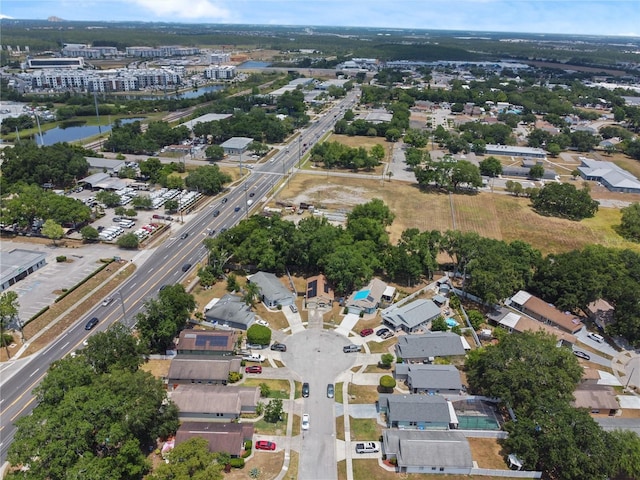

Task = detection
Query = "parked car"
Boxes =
[302,413,310,430]
[271,342,287,352]
[343,344,361,353]
[355,442,379,454]
[302,382,310,397]
[587,332,605,343]
[84,317,99,330]
[573,350,591,361]
[376,328,390,337]
[380,331,394,340]
[289,304,298,313]
[256,319,270,327]
[246,343,267,350]
[327,384,334,398]
[255,440,276,450]
[360,328,374,337]
[245,365,263,374]
[242,354,266,363]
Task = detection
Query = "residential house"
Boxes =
[346,278,388,315]
[382,430,473,474]
[176,329,238,356]
[586,299,615,330]
[508,290,584,334]
[176,421,254,457]
[394,364,463,395]
[395,332,468,364]
[382,299,441,333]
[203,294,255,330]
[487,308,576,345]
[167,357,242,387]
[170,385,260,422]
[247,271,295,308]
[379,394,458,430]
[572,380,620,416]
[305,274,334,308]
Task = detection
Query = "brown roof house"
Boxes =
[170,384,260,421]
[572,380,620,416]
[508,290,584,334]
[586,299,615,331]
[176,329,238,356]
[488,308,576,346]
[305,274,335,308]
[176,421,254,457]
[168,357,242,387]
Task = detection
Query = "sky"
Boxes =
[1,0,639,37]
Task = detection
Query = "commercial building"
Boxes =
[26,57,85,69]
[220,137,254,155]
[0,249,47,291]
[485,144,547,159]
[204,65,236,80]
[577,157,640,193]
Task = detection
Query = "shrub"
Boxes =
[247,324,271,345]
[380,375,396,393]
[242,449,251,458]
[228,371,242,383]
[244,440,252,450]
[343,307,349,314]
[229,458,245,469]
[56,255,67,262]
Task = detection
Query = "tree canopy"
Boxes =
[531,182,599,220]
[184,165,232,195]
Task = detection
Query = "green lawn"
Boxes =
[349,417,382,441]
[243,378,290,399]
[254,413,288,435]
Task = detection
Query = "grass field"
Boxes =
[276,173,640,255]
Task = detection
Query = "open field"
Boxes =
[275,174,640,255]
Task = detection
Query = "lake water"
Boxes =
[238,61,272,69]
[36,117,143,146]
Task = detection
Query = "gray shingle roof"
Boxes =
[204,294,255,328]
[382,299,441,330]
[380,394,452,424]
[248,271,294,305]
[395,332,466,359]
[407,364,462,390]
[168,357,241,381]
[383,430,473,469]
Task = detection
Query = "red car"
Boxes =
[245,365,262,374]
[360,328,374,337]
[255,440,276,451]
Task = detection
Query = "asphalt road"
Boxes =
[0,90,359,465]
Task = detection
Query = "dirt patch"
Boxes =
[467,437,509,469]
[224,450,285,480]
[141,359,171,379]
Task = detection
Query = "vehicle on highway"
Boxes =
[327,384,334,398]
[302,382,310,397]
[255,440,276,450]
[302,413,310,430]
[220,227,227,233]
[208,229,216,236]
[360,328,374,337]
[289,304,298,313]
[213,210,220,217]
[234,206,241,212]
[355,442,379,454]
[101,297,114,307]
[181,263,192,272]
[245,365,263,374]
[84,317,99,330]
[271,342,287,352]
[573,350,591,360]
[249,192,255,197]
[159,284,170,291]
[376,327,390,337]
[221,197,228,204]
[343,344,361,353]
[180,232,189,239]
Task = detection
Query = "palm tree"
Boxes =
[243,281,261,306]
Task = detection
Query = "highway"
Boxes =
[0,89,359,465]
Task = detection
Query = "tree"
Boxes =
[96,190,122,208]
[226,273,239,292]
[164,174,184,190]
[531,182,599,220]
[83,323,147,374]
[205,145,225,161]
[348,198,395,227]
[450,160,482,190]
[370,144,386,163]
[247,324,271,346]
[380,353,394,369]
[139,157,163,183]
[117,233,140,249]
[41,219,64,245]
[149,437,224,480]
[259,382,271,397]
[379,375,396,393]
[430,316,448,332]
[528,164,545,180]
[263,398,283,423]
[478,156,502,177]
[80,225,99,242]
[243,281,261,306]
[0,291,19,358]
[467,310,484,330]
[132,195,153,209]
[164,199,179,213]
[547,143,562,157]
[185,165,232,195]
[466,331,582,411]
[385,128,401,142]
[619,202,640,242]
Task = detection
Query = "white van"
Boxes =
[119,220,134,228]
[587,332,604,343]
[242,354,265,363]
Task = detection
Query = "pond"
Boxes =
[35,117,143,146]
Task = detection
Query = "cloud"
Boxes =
[0,14,14,19]
[131,0,231,20]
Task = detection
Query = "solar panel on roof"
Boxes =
[194,334,228,347]
[307,280,318,298]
